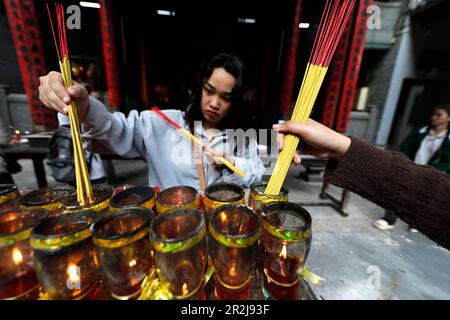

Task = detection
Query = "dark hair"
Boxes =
[184,53,253,131]
[433,104,450,116]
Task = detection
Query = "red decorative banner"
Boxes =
[279,0,303,116]
[4,0,56,129]
[320,9,355,128]
[335,0,373,132]
[99,0,123,109]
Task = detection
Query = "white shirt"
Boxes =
[414,128,446,165]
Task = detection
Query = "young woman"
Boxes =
[39,53,265,190]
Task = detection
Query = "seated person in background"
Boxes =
[0,116,14,184]
[86,151,107,185]
[273,118,450,250]
[38,53,265,190]
[373,104,450,231]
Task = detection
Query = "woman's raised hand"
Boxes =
[39,71,90,121]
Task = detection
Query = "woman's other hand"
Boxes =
[273,119,351,160]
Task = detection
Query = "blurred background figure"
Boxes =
[0,116,21,184]
[373,104,450,231]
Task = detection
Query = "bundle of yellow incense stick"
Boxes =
[265,0,356,195]
[47,3,94,206]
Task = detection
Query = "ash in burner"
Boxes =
[119,194,143,206]
[209,190,240,201]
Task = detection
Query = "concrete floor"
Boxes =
[11,158,450,300]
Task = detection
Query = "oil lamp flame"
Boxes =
[219,212,227,224]
[67,264,80,286]
[230,265,237,277]
[12,248,23,265]
[182,283,189,296]
[279,243,287,259]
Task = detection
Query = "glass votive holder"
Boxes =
[61,184,113,216]
[91,207,155,300]
[150,208,207,299]
[204,183,245,224]
[156,185,199,215]
[0,208,48,300]
[208,204,260,300]
[31,211,99,300]
[20,184,75,218]
[260,202,312,300]
[110,186,156,212]
[0,184,20,212]
[248,182,289,215]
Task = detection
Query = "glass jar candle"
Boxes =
[204,183,245,224]
[150,208,207,299]
[92,207,155,300]
[0,208,47,300]
[156,185,199,215]
[20,184,75,218]
[0,184,20,212]
[208,204,261,300]
[62,184,113,216]
[248,182,289,215]
[31,211,99,300]
[110,186,156,212]
[260,202,312,300]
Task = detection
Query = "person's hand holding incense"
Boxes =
[273,119,351,161]
[204,148,235,168]
[276,130,302,166]
[39,71,90,121]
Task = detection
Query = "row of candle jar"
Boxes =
[0,183,191,219]
[0,179,290,218]
[0,184,113,218]
[0,183,194,217]
[108,181,289,217]
[0,202,311,300]
[0,182,178,218]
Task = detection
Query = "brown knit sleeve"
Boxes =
[325,137,450,250]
